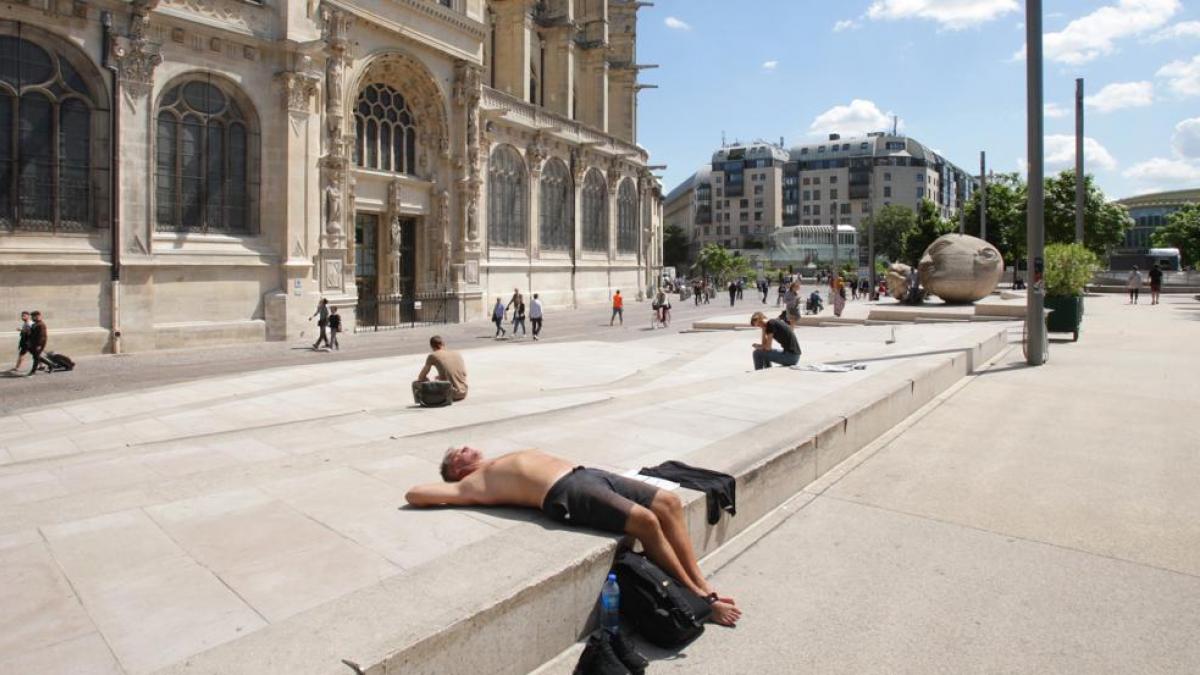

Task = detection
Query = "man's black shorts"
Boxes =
[542,467,659,533]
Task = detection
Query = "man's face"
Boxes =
[21,313,29,322]
[448,446,483,478]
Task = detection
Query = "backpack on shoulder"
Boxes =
[412,380,453,408]
[611,550,711,648]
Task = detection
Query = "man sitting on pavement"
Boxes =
[414,335,468,401]
[405,447,742,627]
[750,311,801,370]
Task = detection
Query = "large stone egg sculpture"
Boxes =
[917,234,1003,303]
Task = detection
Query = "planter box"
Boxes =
[1045,294,1084,341]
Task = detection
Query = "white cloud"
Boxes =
[1157,55,1200,96]
[1148,20,1200,41]
[1172,117,1200,159]
[1084,81,1155,112]
[833,19,859,32]
[1045,102,1070,118]
[809,99,898,136]
[867,0,1018,30]
[1045,134,1118,170]
[1019,0,1181,65]
[1123,157,1200,183]
[761,60,779,71]
[664,16,691,31]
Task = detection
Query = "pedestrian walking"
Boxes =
[512,300,527,337]
[692,279,703,306]
[759,279,769,303]
[850,279,859,300]
[492,298,507,338]
[610,290,624,326]
[782,281,802,326]
[1126,267,1143,304]
[1149,264,1163,305]
[506,287,524,317]
[10,311,31,373]
[736,278,745,300]
[25,311,51,376]
[702,280,711,304]
[776,280,786,306]
[327,306,342,350]
[530,293,544,340]
[310,298,330,350]
[832,276,847,317]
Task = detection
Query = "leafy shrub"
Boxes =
[1044,242,1099,297]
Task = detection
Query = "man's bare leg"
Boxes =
[626,505,741,626]
[648,492,731,602]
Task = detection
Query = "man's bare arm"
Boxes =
[417,357,433,382]
[405,481,479,507]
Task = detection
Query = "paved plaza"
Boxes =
[0,293,1006,674]
[538,291,1200,674]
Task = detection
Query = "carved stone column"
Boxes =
[316,7,355,299]
[607,169,620,263]
[526,133,546,259]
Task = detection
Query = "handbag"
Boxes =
[611,550,712,648]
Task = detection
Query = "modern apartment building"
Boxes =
[1,0,662,355]
[665,132,976,261]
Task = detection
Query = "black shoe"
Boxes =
[610,630,648,675]
[573,631,631,675]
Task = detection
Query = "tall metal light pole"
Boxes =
[1075,77,1085,244]
[868,214,877,300]
[1026,0,1047,365]
[980,151,987,241]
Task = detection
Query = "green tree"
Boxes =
[1151,203,1200,267]
[1043,170,1132,257]
[961,172,1027,265]
[662,224,690,268]
[901,199,954,265]
[858,204,916,264]
[694,243,751,283]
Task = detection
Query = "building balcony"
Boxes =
[480,87,648,163]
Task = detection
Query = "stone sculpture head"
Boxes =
[885,263,913,301]
[917,234,1004,303]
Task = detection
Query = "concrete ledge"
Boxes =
[159,325,1010,675]
[0,326,112,356]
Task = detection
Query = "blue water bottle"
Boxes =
[599,573,620,635]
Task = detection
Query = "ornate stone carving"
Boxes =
[160,0,270,36]
[277,69,321,114]
[457,175,482,242]
[110,2,162,98]
[527,132,547,176]
[324,180,344,249]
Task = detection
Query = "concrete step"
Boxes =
[158,325,1010,675]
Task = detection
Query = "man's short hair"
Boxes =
[430,335,444,350]
[31,311,41,318]
[750,311,766,326]
[440,447,458,482]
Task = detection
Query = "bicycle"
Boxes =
[650,304,672,329]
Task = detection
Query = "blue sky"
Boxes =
[637,0,1200,200]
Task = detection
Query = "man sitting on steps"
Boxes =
[405,448,742,627]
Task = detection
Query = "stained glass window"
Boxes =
[539,158,570,250]
[353,83,417,175]
[617,179,638,254]
[581,169,607,252]
[155,78,258,234]
[487,145,527,248]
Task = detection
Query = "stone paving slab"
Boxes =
[0,320,1011,674]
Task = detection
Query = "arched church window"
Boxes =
[353,83,417,175]
[487,145,527,249]
[581,169,607,252]
[155,76,259,234]
[617,178,638,253]
[539,158,571,251]
[0,33,104,233]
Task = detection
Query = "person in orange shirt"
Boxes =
[610,290,624,326]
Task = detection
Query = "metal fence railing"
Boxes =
[354,291,454,333]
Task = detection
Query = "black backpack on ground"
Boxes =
[611,550,711,648]
[411,380,452,408]
[44,352,75,372]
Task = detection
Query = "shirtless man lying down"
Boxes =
[405,448,741,626]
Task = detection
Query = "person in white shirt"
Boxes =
[1126,266,1143,304]
[529,293,544,340]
